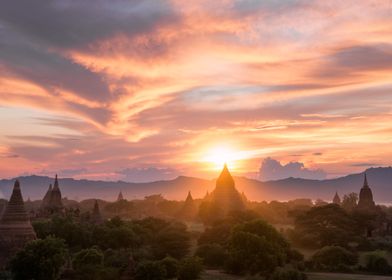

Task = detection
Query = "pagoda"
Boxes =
[41,175,64,215]
[209,164,245,216]
[332,191,341,205]
[91,200,103,225]
[117,191,124,201]
[178,191,197,220]
[0,180,36,265]
[357,173,375,210]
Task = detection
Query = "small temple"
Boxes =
[178,191,197,220]
[0,180,36,266]
[332,191,341,205]
[357,173,375,210]
[117,191,124,201]
[91,200,103,225]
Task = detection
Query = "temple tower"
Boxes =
[0,180,36,265]
[117,191,124,201]
[178,191,197,220]
[41,175,64,215]
[91,200,103,225]
[333,191,341,205]
[210,164,245,215]
[357,173,375,210]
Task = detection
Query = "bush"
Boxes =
[177,257,203,280]
[311,246,357,271]
[10,236,67,280]
[364,251,392,275]
[195,243,227,267]
[134,260,166,280]
[72,247,104,280]
[159,256,179,279]
[269,266,307,280]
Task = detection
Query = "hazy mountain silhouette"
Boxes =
[1,167,391,203]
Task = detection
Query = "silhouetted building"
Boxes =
[332,191,341,205]
[91,200,103,225]
[117,191,124,201]
[41,175,64,215]
[178,191,197,221]
[357,173,375,210]
[209,164,245,216]
[0,180,36,266]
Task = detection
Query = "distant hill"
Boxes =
[0,167,391,203]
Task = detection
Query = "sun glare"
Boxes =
[203,146,238,170]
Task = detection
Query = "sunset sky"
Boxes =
[1,0,392,181]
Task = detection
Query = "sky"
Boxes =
[0,0,392,182]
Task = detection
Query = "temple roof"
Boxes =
[216,163,235,189]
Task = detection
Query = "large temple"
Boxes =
[209,164,245,216]
[41,175,64,215]
[0,180,36,266]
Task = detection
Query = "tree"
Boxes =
[10,237,67,280]
[196,243,227,267]
[341,193,358,212]
[225,219,293,276]
[134,260,166,280]
[177,257,203,280]
[291,204,361,248]
[73,247,104,280]
[311,246,357,271]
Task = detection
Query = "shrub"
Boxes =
[159,256,179,279]
[134,260,166,280]
[10,237,67,280]
[364,251,392,275]
[269,266,307,280]
[177,257,203,280]
[311,246,357,271]
[195,243,227,267]
[72,247,104,280]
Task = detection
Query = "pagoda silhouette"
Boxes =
[0,180,36,266]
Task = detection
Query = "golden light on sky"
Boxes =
[0,0,392,182]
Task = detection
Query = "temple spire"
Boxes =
[117,191,124,201]
[363,173,369,188]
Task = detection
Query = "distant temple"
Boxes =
[0,180,36,265]
[178,191,197,220]
[91,200,103,225]
[357,173,375,210]
[209,164,245,216]
[332,191,341,205]
[41,175,64,215]
[117,191,124,201]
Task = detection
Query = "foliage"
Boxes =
[196,243,227,267]
[269,266,307,280]
[341,193,358,212]
[159,256,179,279]
[72,247,104,280]
[10,237,67,280]
[363,251,392,275]
[310,246,357,271]
[225,219,293,276]
[134,260,166,280]
[291,204,361,248]
[177,257,203,280]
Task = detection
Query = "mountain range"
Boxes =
[0,167,391,203]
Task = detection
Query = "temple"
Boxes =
[178,191,197,220]
[91,200,103,225]
[117,191,124,201]
[357,173,375,210]
[0,180,36,265]
[209,164,245,216]
[332,191,341,205]
[41,175,64,215]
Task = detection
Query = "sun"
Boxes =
[203,146,238,170]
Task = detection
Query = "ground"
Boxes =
[201,270,392,280]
